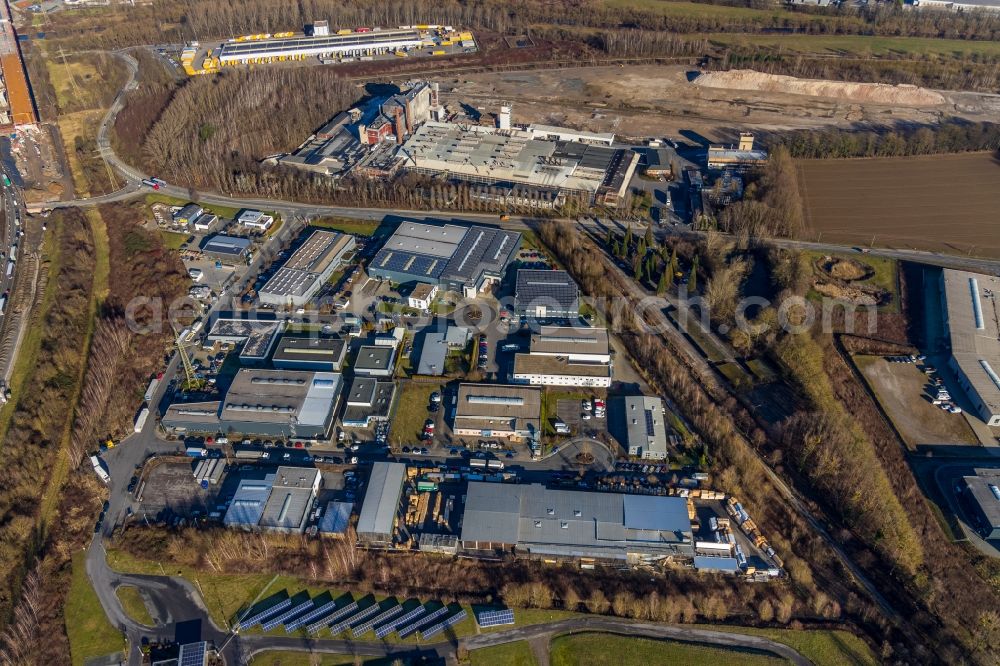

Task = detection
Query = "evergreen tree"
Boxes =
[624,224,633,249]
[689,253,699,292]
[632,253,641,277]
[606,229,613,247]
[657,267,669,295]
[638,238,647,259]
[644,224,654,248]
[669,247,678,280]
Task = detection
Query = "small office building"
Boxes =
[353,345,396,377]
[960,468,1000,540]
[512,353,612,387]
[416,330,448,376]
[621,396,669,460]
[342,377,396,428]
[201,234,251,260]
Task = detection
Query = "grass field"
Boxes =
[693,625,876,666]
[801,250,899,313]
[389,382,440,446]
[548,633,783,666]
[311,217,382,236]
[708,32,1000,59]
[248,652,359,666]
[56,110,105,196]
[66,552,125,666]
[798,153,1000,258]
[116,585,154,626]
[605,0,860,27]
[470,640,537,665]
[159,230,190,250]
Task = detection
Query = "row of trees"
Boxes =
[773,119,1000,159]
[38,0,1000,51]
[716,146,805,239]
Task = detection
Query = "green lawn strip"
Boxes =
[159,229,190,250]
[707,32,1000,59]
[603,0,858,27]
[691,624,877,666]
[116,585,154,626]
[311,217,382,236]
[469,640,536,666]
[66,552,125,666]
[389,382,440,445]
[549,632,783,666]
[249,652,359,666]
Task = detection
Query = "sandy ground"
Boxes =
[444,65,1000,140]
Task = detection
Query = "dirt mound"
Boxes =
[693,70,946,107]
[818,256,873,282]
[813,281,886,306]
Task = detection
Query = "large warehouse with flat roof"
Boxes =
[515,270,580,320]
[223,466,322,533]
[453,383,541,442]
[357,462,406,545]
[368,221,520,295]
[162,369,343,438]
[961,468,1000,540]
[218,29,423,64]
[940,269,1000,425]
[258,230,355,307]
[460,483,693,561]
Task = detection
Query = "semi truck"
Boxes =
[134,406,150,433]
[144,375,160,402]
[89,455,110,484]
[234,449,263,460]
[487,459,505,471]
[469,458,487,469]
[186,446,208,458]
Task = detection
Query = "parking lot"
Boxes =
[136,460,222,520]
[855,354,979,448]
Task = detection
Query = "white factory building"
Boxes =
[512,325,612,387]
[941,269,1000,425]
[217,29,424,64]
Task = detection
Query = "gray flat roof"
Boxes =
[455,383,541,431]
[342,380,395,425]
[513,354,611,378]
[220,29,421,57]
[357,462,406,539]
[417,331,448,375]
[943,269,1000,415]
[272,335,347,367]
[964,468,1000,529]
[223,475,275,527]
[622,396,668,457]
[354,345,394,371]
[530,326,610,355]
[461,483,691,556]
[221,369,342,427]
[201,235,251,256]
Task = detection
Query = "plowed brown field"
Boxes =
[798,152,1000,257]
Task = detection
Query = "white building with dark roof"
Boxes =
[941,269,1000,425]
[515,270,580,320]
[258,230,355,307]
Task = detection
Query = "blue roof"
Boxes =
[319,501,353,533]
[622,494,691,532]
[694,555,741,572]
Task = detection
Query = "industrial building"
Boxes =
[960,468,1000,540]
[353,345,397,377]
[319,501,354,536]
[206,313,284,365]
[217,29,424,65]
[357,462,407,545]
[460,483,693,562]
[271,335,347,371]
[415,330,448,376]
[399,122,639,206]
[368,221,520,295]
[258,230,355,307]
[621,396,669,460]
[514,270,580,320]
[342,377,396,428]
[223,467,322,533]
[940,269,1000,425]
[200,235,251,260]
[453,384,541,442]
[162,369,343,438]
[511,354,611,387]
[530,326,611,362]
[0,0,36,127]
[173,203,204,226]
[706,133,769,171]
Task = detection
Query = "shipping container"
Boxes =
[417,481,438,492]
[470,459,487,469]
[144,376,159,402]
[234,449,263,459]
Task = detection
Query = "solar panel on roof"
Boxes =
[476,608,514,627]
[178,642,207,666]
[644,409,655,437]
